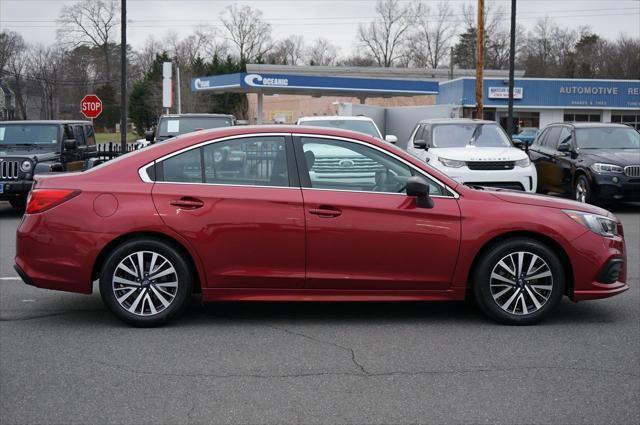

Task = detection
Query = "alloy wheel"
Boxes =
[112,251,179,316]
[489,251,553,316]
[575,180,588,203]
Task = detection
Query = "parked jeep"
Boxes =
[0,120,98,210]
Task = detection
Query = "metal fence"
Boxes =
[96,142,141,162]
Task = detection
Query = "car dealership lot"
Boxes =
[0,202,638,424]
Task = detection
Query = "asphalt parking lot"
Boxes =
[0,201,638,425]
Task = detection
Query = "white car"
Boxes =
[406,119,537,192]
[296,115,398,144]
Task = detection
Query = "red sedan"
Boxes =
[15,126,628,326]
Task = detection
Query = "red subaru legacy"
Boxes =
[15,126,628,326]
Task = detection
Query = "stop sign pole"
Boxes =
[80,94,103,120]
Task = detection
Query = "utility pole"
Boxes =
[176,64,182,114]
[507,0,517,138]
[475,0,484,119]
[120,0,127,152]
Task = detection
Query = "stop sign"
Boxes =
[80,94,102,119]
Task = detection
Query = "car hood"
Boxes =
[580,149,640,166]
[486,188,612,216]
[431,146,527,161]
[0,147,58,160]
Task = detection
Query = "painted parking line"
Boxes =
[0,277,21,281]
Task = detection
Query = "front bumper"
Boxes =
[0,180,33,199]
[569,229,629,301]
[434,164,538,192]
[591,173,640,202]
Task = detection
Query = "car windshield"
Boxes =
[575,127,640,149]
[158,116,233,137]
[432,123,512,148]
[0,124,59,145]
[300,119,382,138]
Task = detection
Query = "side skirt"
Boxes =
[201,287,466,302]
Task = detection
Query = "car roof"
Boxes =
[297,116,375,122]
[417,118,497,125]
[0,120,92,125]
[159,113,235,119]
[546,122,631,128]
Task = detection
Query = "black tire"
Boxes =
[574,175,592,204]
[99,238,193,327]
[473,238,565,325]
[9,197,27,212]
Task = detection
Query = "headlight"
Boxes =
[438,157,465,168]
[515,157,530,167]
[20,160,33,172]
[563,210,619,237]
[591,163,623,173]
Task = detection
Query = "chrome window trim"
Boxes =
[296,133,459,198]
[138,132,459,198]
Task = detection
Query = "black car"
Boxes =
[0,120,98,210]
[144,113,236,144]
[529,122,640,203]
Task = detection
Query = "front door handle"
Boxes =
[309,206,342,217]
[170,197,204,209]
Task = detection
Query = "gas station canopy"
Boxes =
[191,72,439,97]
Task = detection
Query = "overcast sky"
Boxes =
[1,0,639,56]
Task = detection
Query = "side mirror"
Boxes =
[384,135,398,144]
[406,176,434,209]
[413,139,428,150]
[145,130,155,142]
[512,138,526,150]
[557,143,572,153]
[64,139,77,150]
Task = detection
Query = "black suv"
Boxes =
[144,113,236,144]
[529,122,640,203]
[0,120,98,210]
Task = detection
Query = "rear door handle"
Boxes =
[309,206,342,217]
[170,197,204,209]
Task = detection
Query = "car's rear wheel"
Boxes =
[473,238,565,325]
[574,175,592,203]
[99,238,193,327]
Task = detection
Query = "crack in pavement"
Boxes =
[0,309,104,321]
[91,359,639,380]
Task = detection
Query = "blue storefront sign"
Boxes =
[191,72,439,95]
[438,77,640,109]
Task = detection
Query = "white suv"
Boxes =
[406,119,537,192]
[296,116,398,144]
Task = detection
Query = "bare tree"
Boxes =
[56,0,119,82]
[30,45,65,119]
[270,35,305,65]
[357,0,415,67]
[4,40,29,119]
[0,31,26,75]
[407,1,456,68]
[220,4,272,63]
[306,38,339,66]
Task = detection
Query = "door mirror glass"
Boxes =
[557,143,572,152]
[406,176,434,208]
[413,139,428,150]
[385,135,398,144]
[145,130,155,142]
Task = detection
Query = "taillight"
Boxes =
[26,189,81,214]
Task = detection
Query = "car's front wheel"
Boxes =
[574,175,592,203]
[473,238,565,325]
[99,238,193,327]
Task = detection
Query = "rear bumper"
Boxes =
[15,214,112,294]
